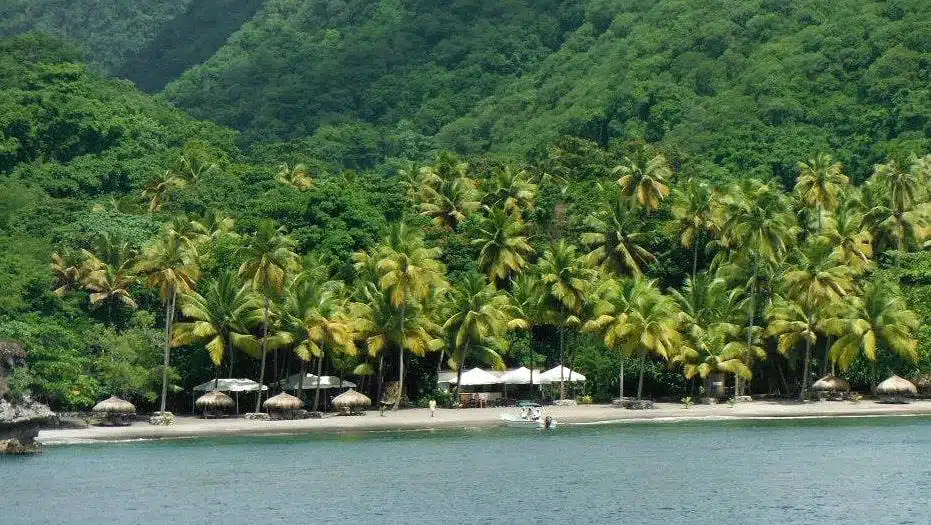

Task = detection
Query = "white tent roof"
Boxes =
[192,378,268,392]
[279,373,357,390]
[455,367,502,386]
[437,371,458,384]
[539,365,586,383]
[500,367,543,385]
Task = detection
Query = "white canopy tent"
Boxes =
[500,367,543,385]
[454,367,502,386]
[191,378,268,414]
[278,373,357,390]
[538,366,586,383]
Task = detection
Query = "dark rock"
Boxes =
[623,400,655,410]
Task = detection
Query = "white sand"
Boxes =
[37,400,931,444]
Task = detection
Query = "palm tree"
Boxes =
[472,207,533,286]
[668,178,718,282]
[443,273,512,393]
[582,193,656,278]
[239,221,299,412]
[84,261,138,321]
[872,159,922,214]
[277,163,314,191]
[190,210,237,242]
[821,193,873,274]
[374,223,447,409]
[826,280,919,377]
[142,169,187,212]
[482,165,537,217]
[719,180,797,395]
[795,153,848,233]
[612,147,672,213]
[419,176,480,231]
[587,279,678,399]
[282,273,356,411]
[783,239,855,308]
[765,297,822,401]
[173,149,218,186]
[172,271,261,381]
[50,249,87,297]
[863,172,931,258]
[135,232,201,415]
[537,241,595,399]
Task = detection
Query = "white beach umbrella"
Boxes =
[455,367,503,386]
[539,366,586,383]
[279,373,356,390]
[192,378,268,392]
[500,367,543,385]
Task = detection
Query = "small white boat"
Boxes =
[499,406,557,429]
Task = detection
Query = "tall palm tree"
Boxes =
[863,173,931,258]
[239,221,299,412]
[783,239,855,308]
[282,274,356,411]
[581,192,656,278]
[537,241,595,399]
[482,164,537,217]
[821,192,873,274]
[795,153,848,233]
[84,261,138,321]
[172,271,261,381]
[587,279,678,399]
[472,207,533,286]
[50,249,87,297]
[871,159,922,214]
[419,176,480,231]
[443,273,512,393]
[668,178,718,282]
[825,280,919,375]
[135,232,201,415]
[174,149,218,186]
[374,223,447,409]
[765,297,822,401]
[612,147,672,213]
[719,180,797,395]
[277,163,314,191]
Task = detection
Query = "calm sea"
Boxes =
[3,417,930,524]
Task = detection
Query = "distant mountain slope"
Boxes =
[163,0,583,142]
[0,0,192,75]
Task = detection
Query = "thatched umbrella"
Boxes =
[263,392,304,420]
[332,389,371,415]
[92,396,136,426]
[875,375,917,404]
[195,390,234,418]
[811,375,850,400]
[914,375,931,397]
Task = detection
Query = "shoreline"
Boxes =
[37,400,931,445]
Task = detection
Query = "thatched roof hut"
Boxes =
[332,389,371,410]
[811,375,850,392]
[876,375,917,396]
[92,396,136,414]
[195,390,234,417]
[914,375,931,396]
[262,392,303,419]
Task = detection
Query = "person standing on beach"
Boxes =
[429,399,436,417]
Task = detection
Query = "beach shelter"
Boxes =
[455,367,503,386]
[279,373,357,390]
[500,367,538,385]
[191,379,268,414]
[539,366,586,383]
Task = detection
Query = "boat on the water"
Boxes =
[499,405,556,429]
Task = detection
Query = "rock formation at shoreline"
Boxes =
[0,341,54,454]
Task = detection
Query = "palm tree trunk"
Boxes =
[822,336,833,376]
[455,360,466,406]
[799,337,812,401]
[227,335,234,379]
[559,316,566,401]
[436,348,445,376]
[313,354,324,412]
[393,305,405,410]
[637,352,646,400]
[740,260,758,398]
[376,352,384,401]
[297,359,306,400]
[159,288,176,415]
[691,237,699,284]
[619,357,625,400]
[254,296,270,413]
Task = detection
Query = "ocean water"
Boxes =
[3,417,931,524]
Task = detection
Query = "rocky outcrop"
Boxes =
[0,340,55,455]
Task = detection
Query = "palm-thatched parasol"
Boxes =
[876,375,917,403]
[263,392,304,419]
[914,375,931,397]
[811,375,851,400]
[92,396,136,426]
[195,390,234,418]
[332,389,371,414]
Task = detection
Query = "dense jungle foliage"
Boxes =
[1,0,930,413]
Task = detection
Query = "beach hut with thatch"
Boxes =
[811,375,851,401]
[914,375,931,398]
[195,390,235,419]
[875,375,917,404]
[332,389,371,415]
[263,392,304,420]
[92,396,136,426]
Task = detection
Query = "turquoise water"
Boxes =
[3,417,931,524]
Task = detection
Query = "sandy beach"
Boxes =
[37,399,931,444]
